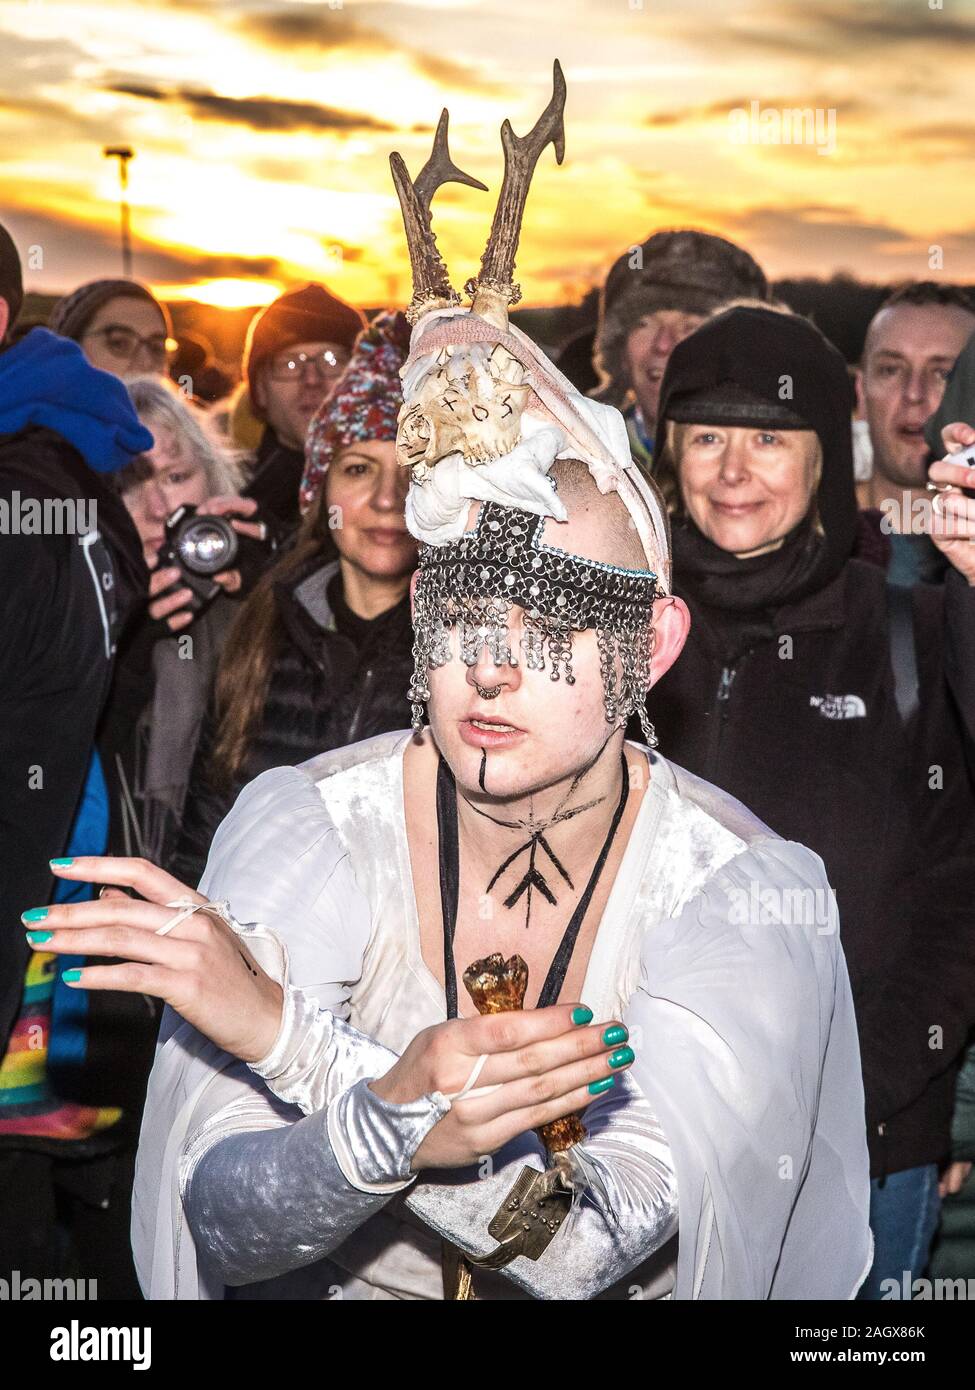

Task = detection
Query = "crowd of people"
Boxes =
[1,196,974,1299]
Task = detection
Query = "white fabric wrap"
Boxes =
[132,741,871,1300]
[401,307,671,590]
[404,414,568,545]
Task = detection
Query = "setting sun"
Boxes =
[164,278,285,309]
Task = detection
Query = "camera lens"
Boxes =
[174,515,238,575]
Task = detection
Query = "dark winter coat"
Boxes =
[243,427,308,540]
[0,428,147,1055]
[646,564,975,1177]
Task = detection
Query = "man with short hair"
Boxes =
[857,281,975,586]
[593,230,768,475]
[242,284,365,534]
[854,279,975,1289]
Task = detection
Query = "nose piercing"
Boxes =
[474,682,502,699]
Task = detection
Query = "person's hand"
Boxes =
[147,563,195,630]
[24,857,284,1064]
[929,422,975,584]
[148,494,268,629]
[369,1006,635,1171]
[939,1160,973,1198]
[198,495,267,598]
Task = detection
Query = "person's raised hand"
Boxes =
[198,494,267,597]
[24,857,283,1064]
[369,1006,634,1170]
[929,423,975,584]
[147,495,268,626]
[147,563,195,630]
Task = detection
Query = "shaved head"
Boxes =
[464,458,649,571]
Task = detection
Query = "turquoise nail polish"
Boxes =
[603,1024,628,1047]
[62,968,82,984]
[571,1006,593,1026]
[26,930,53,944]
[588,1076,616,1096]
[49,857,74,867]
[608,1046,635,1070]
[22,907,49,924]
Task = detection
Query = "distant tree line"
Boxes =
[24,273,974,392]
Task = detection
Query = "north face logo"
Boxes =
[810,694,867,720]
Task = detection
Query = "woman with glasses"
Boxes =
[49,279,176,381]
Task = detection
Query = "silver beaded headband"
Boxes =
[409,500,662,744]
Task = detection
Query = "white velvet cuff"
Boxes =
[327,1078,452,1194]
[248,982,399,1116]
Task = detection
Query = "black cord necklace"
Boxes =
[436,751,630,1019]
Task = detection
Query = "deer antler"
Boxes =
[390,110,488,324]
[467,60,567,330]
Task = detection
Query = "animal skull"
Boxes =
[397,342,532,479]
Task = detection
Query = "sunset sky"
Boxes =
[3,0,975,310]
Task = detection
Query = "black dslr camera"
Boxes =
[156,503,273,616]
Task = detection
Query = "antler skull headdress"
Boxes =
[391,60,566,331]
[390,62,672,746]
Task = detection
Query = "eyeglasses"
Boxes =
[84,326,178,367]
[268,348,349,382]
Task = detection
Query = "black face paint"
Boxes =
[463,732,618,931]
[437,746,632,1015]
[478,749,487,793]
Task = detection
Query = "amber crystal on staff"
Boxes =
[462,953,586,1151]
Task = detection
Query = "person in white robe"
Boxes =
[26,65,872,1300]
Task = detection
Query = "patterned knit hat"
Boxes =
[300,310,411,514]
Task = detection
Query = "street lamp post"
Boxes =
[103,146,134,278]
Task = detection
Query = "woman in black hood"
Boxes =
[644,305,975,1299]
[654,303,858,647]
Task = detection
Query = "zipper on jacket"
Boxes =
[706,664,737,779]
[876,1120,888,1188]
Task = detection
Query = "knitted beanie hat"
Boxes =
[242,283,366,407]
[594,230,768,405]
[49,279,173,342]
[300,310,411,515]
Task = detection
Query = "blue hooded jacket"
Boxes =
[0,327,153,471]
